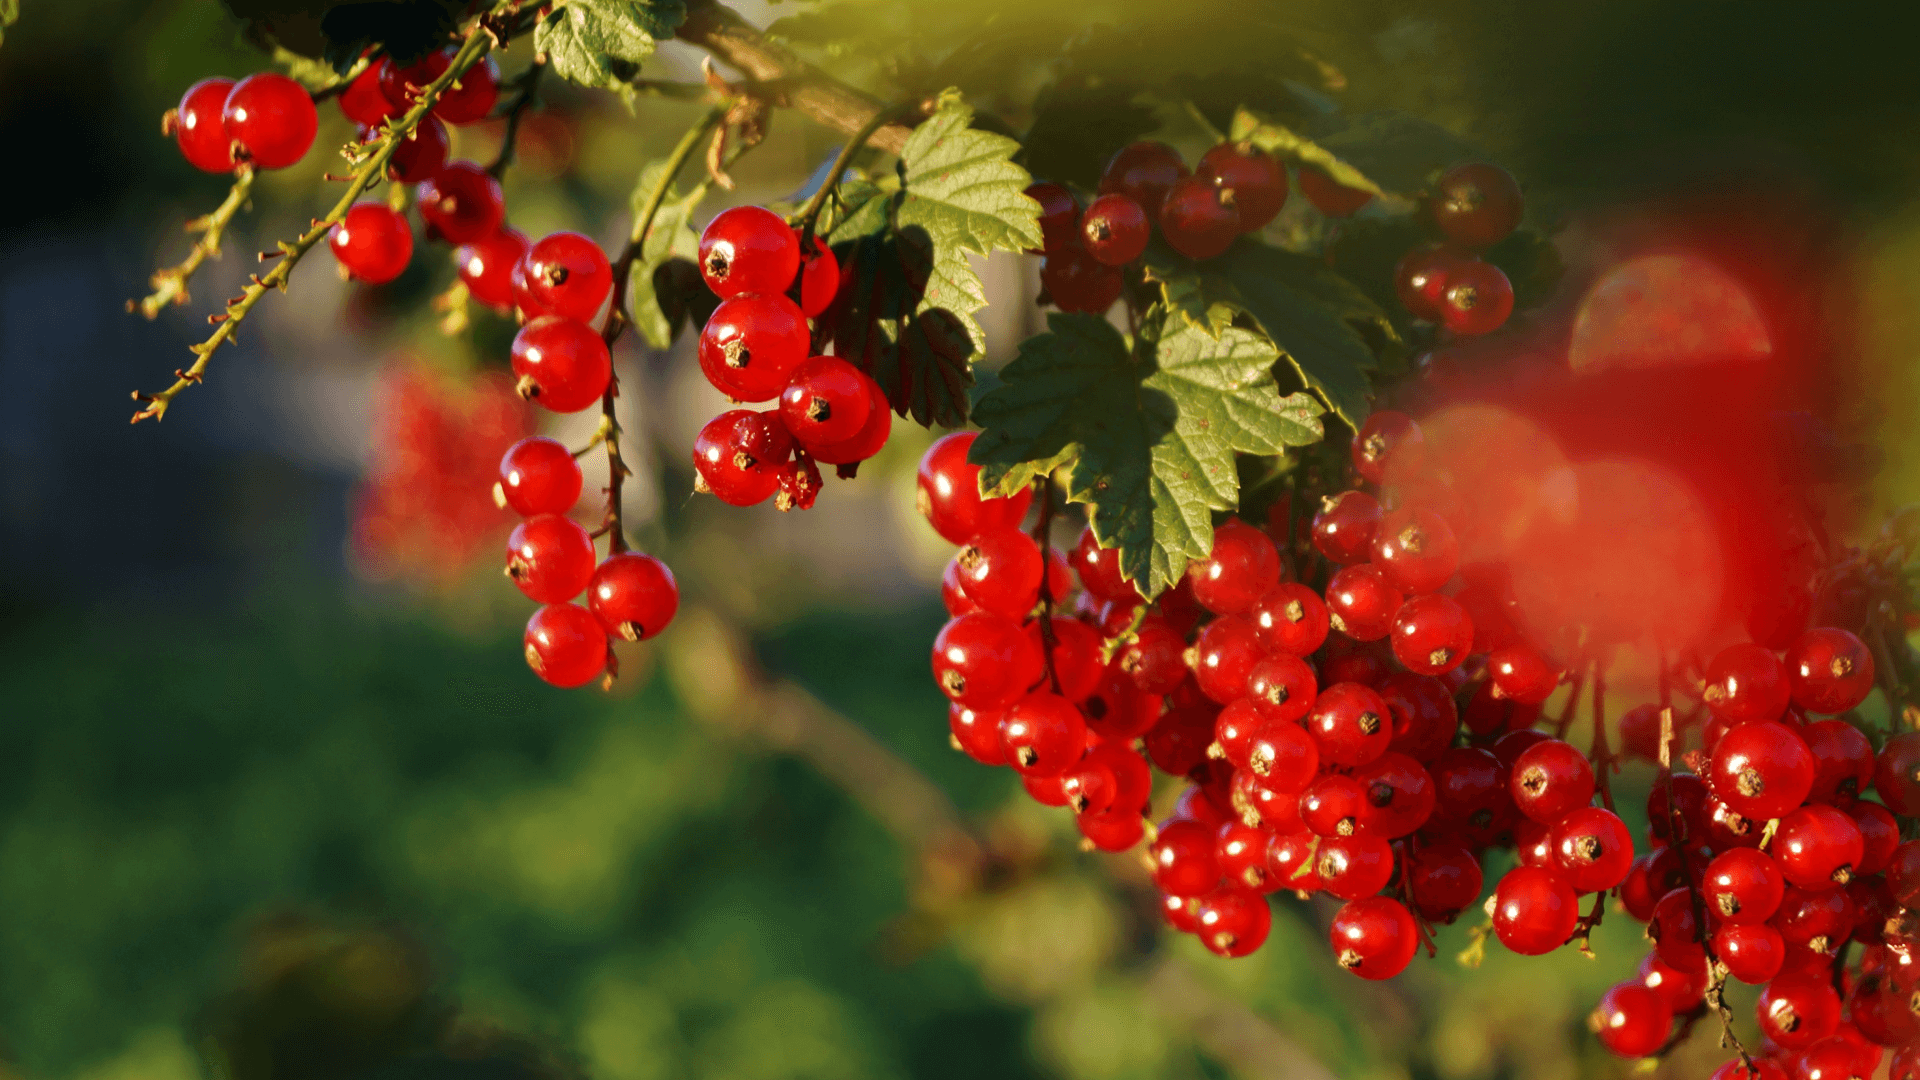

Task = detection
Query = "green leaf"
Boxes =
[624,160,713,349]
[273,45,348,90]
[971,312,1323,597]
[1314,110,1486,195]
[0,0,16,51]
[1230,107,1384,197]
[535,0,686,94]
[825,91,1042,428]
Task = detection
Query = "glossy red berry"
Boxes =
[806,375,891,466]
[1265,828,1321,892]
[1379,672,1458,763]
[1850,802,1898,875]
[1248,722,1320,799]
[1638,951,1707,1013]
[999,692,1087,777]
[1151,819,1222,897]
[1198,143,1287,232]
[1212,699,1265,769]
[1306,682,1391,768]
[698,293,810,402]
[1705,642,1793,725]
[1758,977,1842,1049]
[917,433,1031,544]
[1324,564,1403,642]
[1192,615,1265,704]
[524,603,607,688]
[1099,141,1188,221]
[1314,834,1394,900]
[699,205,799,299]
[1024,181,1081,253]
[1438,261,1515,336]
[1069,527,1137,603]
[381,50,500,125]
[511,316,611,413]
[933,612,1043,710]
[1551,807,1634,893]
[1248,583,1330,658]
[1510,739,1595,824]
[1312,490,1382,565]
[328,203,413,284]
[1327,895,1416,979]
[523,232,614,322]
[1797,1036,1872,1080]
[1786,628,1876,714]
[511,260,553,320]
[1710,720,1816,821]
[498,436,582,516]
[1406,844,1482,922]
[339,61,396,127]
[1190,519,1280,614]
[382,115,449,183]
[1875,731,1920,815]
[1432,163,1524,249]
[585,552,678,641]
[1775,884,1856,948]
[505,514,596,603]
[1431,745,1509,826]
[1649,887,1708,968]
[1351,411,1424,486]
[1590,983,1672,1058]
[1245,655,1316,725]
[1492,865,1578,955]
[794,242,839,317]
[417,162,506,244]
[949,704,1008,766]
[1039,243,1125,313]
[692,410,791,506]
[1389,593,1474,676]
[1710,1060,1790,1080]
[222,73,317,170]
[1353,752,1435,838]
[173,77,235,173]
[456,228,530,311]
[1803,719,1875,806]
[1775,805,1865,889]
[1704,848,1785,924]
[1717,922,1786,984]
[1116,617,1188,695]
[1195,887,1271,957]
[1081,193,1149,266]
[1371,507,1459,595]
[1297,165,1372,217]
[1160,174,1241,260]
[1393,244,1471,321]
[1488,643,1559,705]
[778,356,871,448]
[1215,820,1274,890]
[1300,772,1367,838]
[954,529,1044,620]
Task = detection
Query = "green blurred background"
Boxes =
[3,2,1918,1078]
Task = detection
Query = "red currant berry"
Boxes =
[1775,805,1864,889]
[1192,615,1265,704]
[1371,507,1458,595]
[1198,143,1287,232]
[1306,682,1392,769]
[1354,752,1436,838]
[1324,564,1403,642]
[1850,802,1898,875]
[1797,1037,1871,1080]
[1638,951,1707,1013]
[933,612,1042,710]
[1069,526,1139,604]
[942,558,981,617]
[1189,519,1280,615]
[949,704,1008,766]
[511,259,553,320]
[1488,643,1559,705]
[1143,706,1213,780]
[778,355,870,448]
[457,228,530,311]
[954,529,1044,620]
[1704,847,1785,924]
[1438,261,1515,336]
[1329,895,1417,979]
[1152,818,1222,897]
[1023,770,1071,808]
[1159,891,1202,933]
[1550,806,1633,892]
[1710,720,1816,821]
[1297,165,1372,217]
[1351,410,1424,485]
[1510,739,1595,824]
[1212,698,1264,768]
[1216,820,1274,891]
[339,61,396,127]
[328,203,414,284]
[382,116,449,183]
[698,293,810,402]
[505,513,596,603]
[1406,844,1482,922]
[1704,642,1793,725]
[1432,163,1524,249]
[1248,583,1330,658]
[1245,654,1316,725]
[1393,244,1471,321]
[1300,772,1367,838]
[1617,704,1668,763]
[794,241,839,317]
[692,409,791,506]
[916,432,1032,545]
[1195,887,1271,957]
[1078,806,1146,852]
[523,232,613,322]
[222,73,317,170]
[1648,887,1708,968]
[1786,628,1876,714]
[1314,834,1394,900]
[1804,719,1875,806]
[1040,243,1125,313]
[1758,976,1842,1049]
[524,603,607,688]
[1375,672,1455,763]
[1875,731,1920,815]
[1491,867,1579,957]
[1083,665,1163,745]
[1389,593,1474,676]
[417,161,506,244]
[1717,922,1786,984]
[1160,174,1240,261]
[173,77,236,173]
[1248,721,1320,797]
[1024,181,1081,253]
[806,375,891,466]
[1098,141,1188,221]
[1116,616,1188,695]
[1265,828,1321,892]
[586,552,678,641]
[1311,490,1382,565]
[436,52,499,124]
[1648,771,1713,845]
[1094,741,1154,815]
[999,692,1087,777]
[1080,193,1150,266]
[511,316,611,413]
[1589,982,1673,1058]
[1431,744,1509,822]
[498,436,583,516]
[699,205,800,299]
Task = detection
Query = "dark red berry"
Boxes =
[1804,719,1875,806]
[1040,243,1124,313]
[1324,564,1402,642]
[173,77,235,173]
[1195,887,1271,957]
[511,316,612,413]
[1306,682,1392,769]
[794,242,839,317]
[1024,181,1081,253]
[1638,951,1707,1013]
[1438,261,1514,336]
[1069,526,1139,604]
[1704,642,1792,725]
[1042,616,1105,703]
[1351,411,1424,485]
[1312,490,1382,565]
[339,62,396,127]
[523,232,613,322]
[524,603,607,688]
[949,704,1008,766]
[328,203,413,284]
[1649,887,1707,969]
[1081,193,1149,266]
[1710,720,1816,820]
[1510,739,1595,824]
[381,50,500,125]
[1550,806,1634,893]
[1758,976,1841,1049]
[1198,143,1287,232]
[1353,752,1435,838]
[1589,982,1672,1058]
[933,612,1043,710]
[505,513,596,603]
[806,376,891,466]
[417,162,506,244]
[699,205,799,299]
[1298,165,1372,217]
[1248,583,1330,657]
[1393,244,1471,321]
[1098,141,1188,221]
[586,552,678,641]
[1159,174,1240,260]
[692,409,791,506]
[222,73,318,170]
[1379,672,1458,763]
[1850,802,1898,875]
[1190,519,1280,614]
[1432,163,1524,249]
[1774,805,1864,889]
[1151,818,1222,896]
[498,436,582,516]
[1876,731,1920,815]
[1192,615,1265,704]
[1389,593,1473,675]
[917,433,1031,544]
[1488,643,1559,705]
[1406,844,1482,922]
[1717,922,1786,984]
[1704,847,1784,924]
[1786,628,1876,714]
[382,115,449,183]
[457,228,530,312]
[954,529,1044,620]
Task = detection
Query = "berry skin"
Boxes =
[524,603,608,688]
[1803,719,1875,806]
[1488,643,1559,705]
[511,316,612,413]
[1212,698,1265,769]
[1266,828,1322,891]
[1649,887,1708,969]
[1703,847,1785,924]
[222,73,318,170]
[587,552,678,641]
[806,375,891,466]
[1077,807,1145,852]
[778,356,872,448]
[380,50,500,124]
[497,436,583,516]
[1159,174,1241,260]
[1191,615,1265,704]
[1389,593,1474,675]
[1491,866,1579,955]
[417,162,506,244]
[456,228,531,311]
[1330,895,1417,979]
[1371,507,1459,595]
[1306,682,1392,768]
[699,205,800,299]
[1216,820,1275,891]
[1637,951,1707,1013]
[1098,141,1188,221]
[1394,244,1470,321]
[1432,163,1524,248]
[1550,807,1634,893]
[1312,490,1383,565]
[1758,977,1842,1050]
[1704,642,1793,725]
[1773,804,1864,888]
[1314,834,1394,900]
[917,433,1033,545]
[1151,819,1223,897]
[1247,718,1320,794]
[1024,181,1081,253]
[328,203,414,284]
[1405,844,1482,922]
[173,77,236,173]
[523,232,614,322]
[1351,411,1424,485]
[1297,165,1373,217]
[794,242,839,317]
[339,62,396,127]
[1248,583,1330,657]
[954,529,1044,620]
[382,116,449,183]
[933,612,1043,710]
[505,514,596,603]
[949,704,1008,766]
[1786,628,1876,714]
[1438,261,1515,336]
[1379,672,1459,763]
[698,293,811,402]
[1324,564,1403,642]
[1431,745,1509,830]
[1710,1062,1790,1080]
[1716,922,1785,984]
[1300,772,1367,838]
[941,559,981,617]
[1352,751,1436,837]
[511,260,553,320]
[1510,738,1595,824]
[1589,982,1673,1058]
[999,692,1088,777]
[1195,887,1271,957]
[1246,654,1316,724]
[1040,244,1125,313]
[1849,801,1898,874]
[1710,720,1816,821]
[1117,617,1189,695]
[692,410,791,506]
[1190,518,1281,614]
[1875,731,1920,815]
[1198,143,1288,232]
[1080,193,1150,266]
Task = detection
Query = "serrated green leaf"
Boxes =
[535,0,685,92]
[825,91,1042,428]
[1315,110,1485,196]
[624,160,712,349]
[1231,106,1383,197]
[274,45,349,90]
[971,312,1322,597]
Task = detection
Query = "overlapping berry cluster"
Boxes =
[690,207,888,509]
[1387,162,1524,336]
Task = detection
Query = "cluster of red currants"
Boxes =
[170,71,322,175]
[689,206,888,510]
[1388,162,1525,337]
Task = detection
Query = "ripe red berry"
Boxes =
[1160,174,1240,260]
[417,161,506,244]
[692,409,791,506]
[1195,887,1271,957]
[1850,801,1898,874]
[1306,682,1392,768]
[328,203,414,284]
[1710,1060,1790,1080]
[1649,887,1708,968]
[586,552,678,641]
[933,612,1043,710]
[1040,243,1125,313]
[523,232,613,322]
[456,228,530,311]
[1246,654,1316,724]
[778,355,871,448]
[1758,976,1842,1049]
[1491,865,1578,955]
[1803,719,1875,806]
[381,116,449,183]
[806,375,891,466]
[1246,720,1320,797]
[1371,508,1459,595]
[1876,731,1920,815]
[1248,583,1330,657]
[1710,720,1816,821]
[1189,519,1280,614]
[1192,615,1265,704]
[1438,261,1515,336]
[916,433,1032,545]
[1432,163,1524,249]
[380,49,500,124]
[511,316,612,413]
[1774,805,1865,889]
[1510,739,1595,823]
[1151,818,1222,896]
[1024,181,1081,253]
[1704,848,1785,924]
[1212,698,1265,769]
[949,704,1008,766]
[699,205,799,299]
[1215,820,1274,891]
[1080,193,1150,266]
[1704,642,1792,725]
[1393,244,1471,321]
[1330,895,1417,979]
[1098,141,1188,221]
[1351,411,1424,486]
[1551,807,1634,893]
[1314,834,1394,900]
[698,293,810,402]
[1353,752,1436,838]
[505,513,596,603]
[1301,773,1368,840]
[1798,1036,1872,1080]
[173,77,236,173]
[1589,982,1673,1058]
[339,62,396,127]
[1198,143,1288,231]
[1716,922,1785,984]
[1265,828,1321,891]
[1297,165,1372,217]
[1311,490,1382,565]
[1406,844,1482,922]
[954,529,1044,620]
[1116,617,1188,695]
[1638,950,1707,1013]
[1324,564,1403,642]
[1379,672,1458,763]
[222,73,318,170]
[524,603,608,688]
[511,260,553,320]
[794,242,839,317]
[1389,593,1474,675]
[999,691,1087,777]
[498,436,582,516]
[1786,628,1876,714]
[1488,643,1559,705]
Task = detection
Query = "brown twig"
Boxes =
[128,165,256,319]
[1552,661,1589,740]
[1031,478,1062,695]
[486,59,546,180]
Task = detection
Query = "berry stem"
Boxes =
[130,2,517,423]
[1551,660,1589,740]
[1589,660,1615,814]
[486,58,546,180]
[791,100,913,250]
[1030,476,1062,695]
[128,164,256,319]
